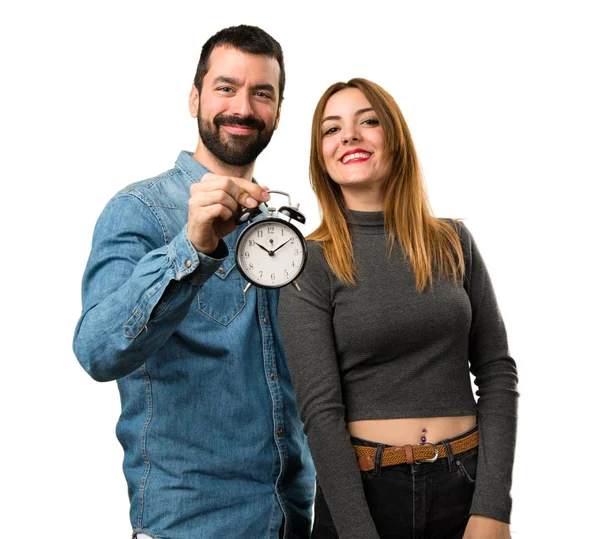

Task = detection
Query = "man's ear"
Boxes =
[189,85,200,118]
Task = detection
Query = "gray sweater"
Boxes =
[278,211,518,539]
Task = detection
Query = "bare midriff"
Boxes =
[347,416,477,446]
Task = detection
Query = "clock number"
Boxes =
[284,270,289,277]
[249,263,254,270]
[294,249,299,255]
[290,237,295,243]
[268,226,275,235]
[257,230,264,238]
[259,271,263,278]
[248,240,255,247]
[271,273,276,280]
[244,251,250,258]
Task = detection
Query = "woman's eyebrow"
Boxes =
[322,108,375,124]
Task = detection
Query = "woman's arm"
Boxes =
[279,241,380,539]
[460,222,519,524]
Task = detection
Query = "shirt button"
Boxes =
[218,267,225,274]
[277,428,283,437]
[270,372,276,380]
[184,259,192,268]
[263,317,269,324]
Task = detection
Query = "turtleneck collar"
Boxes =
[345,210,385,234]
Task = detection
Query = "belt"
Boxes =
[354,430,478,471]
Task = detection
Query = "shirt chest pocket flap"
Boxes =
[197,239,247,326]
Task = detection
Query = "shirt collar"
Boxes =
[175,150,211,184]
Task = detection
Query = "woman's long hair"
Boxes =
[308,78,464,291]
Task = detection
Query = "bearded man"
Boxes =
[73,25,314,539]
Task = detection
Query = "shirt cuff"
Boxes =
[168,228,229,286]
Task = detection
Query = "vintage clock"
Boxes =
[235,191,307,291]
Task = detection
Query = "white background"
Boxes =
[1,1,598,537]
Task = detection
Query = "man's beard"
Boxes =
[198,112,275,167]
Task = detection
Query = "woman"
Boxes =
[278,79,518,539]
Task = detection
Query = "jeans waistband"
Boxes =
[352,425,479,475]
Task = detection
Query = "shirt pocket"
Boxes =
[197,241,247,326]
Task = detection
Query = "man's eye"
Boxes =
[217,87,233,93]
[255,91,271,99]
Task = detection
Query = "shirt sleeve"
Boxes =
[73,193,227,382]
[460,222,519,523]
[279,241,380,539]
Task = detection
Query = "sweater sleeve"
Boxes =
[460,222,519,523]
[279,241,380,539]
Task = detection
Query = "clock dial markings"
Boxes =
[236,216,307,288]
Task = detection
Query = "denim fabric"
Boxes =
[73,151,314,539]
[312,429,479,539]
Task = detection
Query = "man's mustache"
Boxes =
[214,114,266,131]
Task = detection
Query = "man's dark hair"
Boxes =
[194,25,285,104]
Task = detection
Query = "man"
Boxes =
[73,25,315,539]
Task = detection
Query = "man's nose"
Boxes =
[230,90,254,117]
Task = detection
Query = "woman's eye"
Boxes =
[323,126,339,136]
[363,118,380,126]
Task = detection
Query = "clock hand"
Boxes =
[255,241,274,256]
[272,238,292,253]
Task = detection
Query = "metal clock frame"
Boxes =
[234,191,308,291]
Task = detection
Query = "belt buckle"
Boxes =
[415,442,439,464]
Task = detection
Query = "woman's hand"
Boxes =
[463,515,511,538]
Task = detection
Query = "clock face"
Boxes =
[235,218,307,289]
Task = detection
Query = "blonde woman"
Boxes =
[279,79,518,539]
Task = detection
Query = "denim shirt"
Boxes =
[73,151,315,539]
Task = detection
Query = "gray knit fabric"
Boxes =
[278,211,518,539]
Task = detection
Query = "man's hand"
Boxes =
[463,515,511,538]
[187,173,270,254]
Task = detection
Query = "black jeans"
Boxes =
[312,427,478,539]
